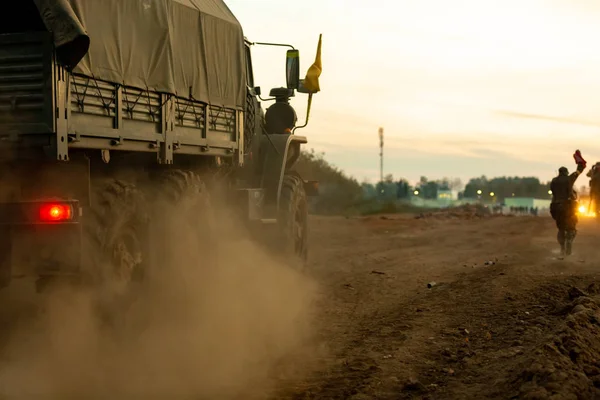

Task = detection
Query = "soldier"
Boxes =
[550,152,587,256]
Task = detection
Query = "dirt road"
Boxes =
[276,212,600,399]
[2,210,600,399]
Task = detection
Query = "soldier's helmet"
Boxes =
[559,166,568,175]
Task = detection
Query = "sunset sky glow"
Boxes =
[227,0,600,185]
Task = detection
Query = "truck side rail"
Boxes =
[66,73,243,163]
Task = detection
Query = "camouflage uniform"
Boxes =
[550,164,585,256]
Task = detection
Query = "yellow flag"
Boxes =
[303,34,322,93]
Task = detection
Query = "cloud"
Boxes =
[494,110,600,128]
[230,0,600,185]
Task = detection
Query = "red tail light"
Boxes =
[39,203,73,222]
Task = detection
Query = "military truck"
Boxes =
[0,0,322,291]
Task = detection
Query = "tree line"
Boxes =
[294,149,363,214]
[295,149,559,214]
[462,176,552,201]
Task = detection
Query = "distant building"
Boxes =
[434,189,459,207]
[504,197,550,209]
[437,189,459,201]
[410,190,465,208]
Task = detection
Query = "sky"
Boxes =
[225,0,600,186]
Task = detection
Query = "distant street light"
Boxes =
[490,192,495,197]
[414,190,419,196]
[548,190,552,195]
[477,190,482,195]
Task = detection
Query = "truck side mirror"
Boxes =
[286,49,300,90]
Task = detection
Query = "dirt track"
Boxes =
[3,210,600,399]
[275,212,600,399]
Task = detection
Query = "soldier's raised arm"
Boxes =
[569,162,586,186]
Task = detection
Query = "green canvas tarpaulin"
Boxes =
[34,0,247,109]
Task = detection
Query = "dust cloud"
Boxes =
[0,188,320,399]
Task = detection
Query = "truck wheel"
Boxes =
[155,169,210,209]
[278,174,308,268]
[84,180,148,292]
[150,169,214,266]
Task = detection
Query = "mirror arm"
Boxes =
[258,95,276,102]
[252,41,295,50]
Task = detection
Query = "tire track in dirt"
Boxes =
[274,215,551,399]
[271,215,600,399]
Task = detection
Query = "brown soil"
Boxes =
[273,213,600,399]
[4,211,600,399]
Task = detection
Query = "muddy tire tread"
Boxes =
[278,173,308,267]
[84,179,148,282]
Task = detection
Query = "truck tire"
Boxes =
[153,169,212,228]
[278,174,308,268]
[154,169,210,207]
[150,169,214,266]
[244,90,257,154]
[83,179,149,291]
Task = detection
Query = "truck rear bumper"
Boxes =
[0,201,83,286]
[9,224,82,278]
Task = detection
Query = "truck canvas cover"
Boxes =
[34,0,246,109]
